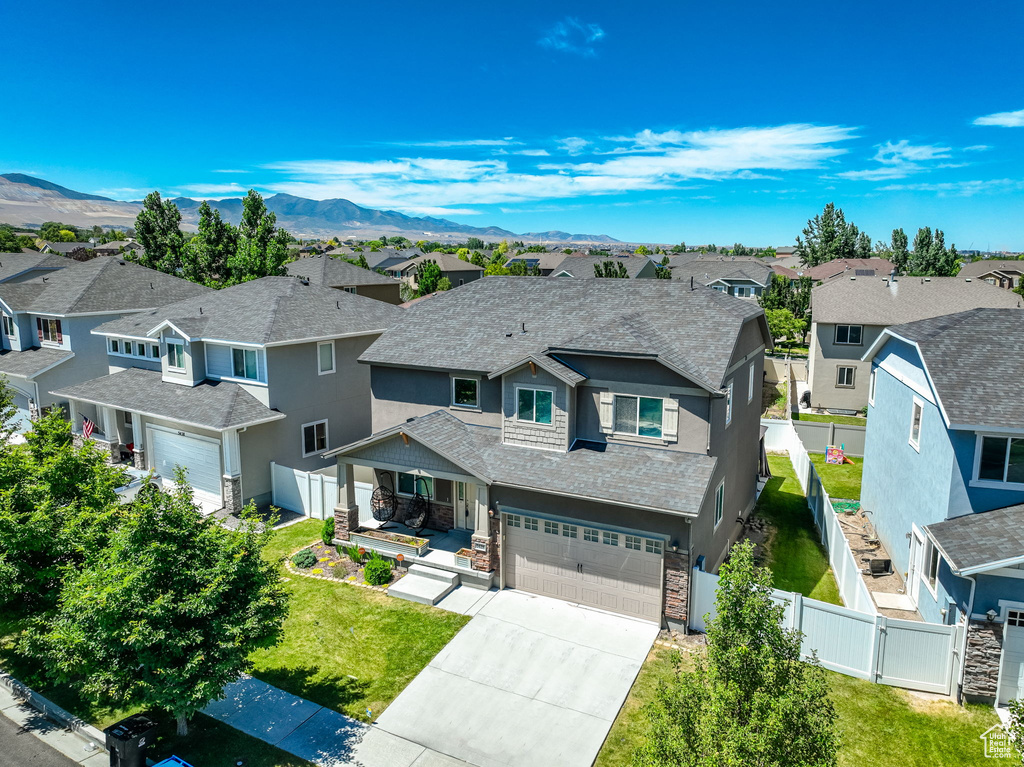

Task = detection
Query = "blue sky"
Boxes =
[5,0,1024,247]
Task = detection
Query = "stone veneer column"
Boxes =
[28,399,39,421]
[73,433,120,464]
[222,476,243,515]
[962,619,1003,700]
[132,446,146,470]
[471,514,500,573]
[333,461,361,542]
[663,550,691,624]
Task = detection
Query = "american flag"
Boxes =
[82,416,95,439]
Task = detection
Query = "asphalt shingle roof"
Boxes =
[925,504,1024,573]
[361,277,767,390]
[0,252,70,282]
[957,260,1024,278]
[0,347,74,379]
[389,252,485,273]
[332,410,717,517]
[285,255,400,287]
[885,308,1024,429]
[801,258,895,281]
[549,255,653,278]
[0,257,211,315]
[669,257,774,286]
[52,367,283,431]
[812,276,1021,326]
[93,276,403,345]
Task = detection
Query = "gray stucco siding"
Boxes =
[369,365,502,432]
[808,322,885,411]
[501,365,569,450]
[575,385,709,454]
[33,315,124,410]
[353,283,402,305]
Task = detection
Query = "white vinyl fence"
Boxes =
[708,420,964,694]
[690,568,963,695]
[270,463,372,522]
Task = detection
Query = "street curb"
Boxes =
[0,669,106,753]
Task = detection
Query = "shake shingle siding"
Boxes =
[502,366,568,451]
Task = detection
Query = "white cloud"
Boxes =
[964,145,992,152]
[538,18,606,57]
[180,182,251,196]
[514,149,551,156]
[260,123,853,215]
[835,139,952,180]
[396,138,521,148]
[211,169,250,173]
[973,109,1024,127]
[878,179,1024,196]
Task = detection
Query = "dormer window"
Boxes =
[232,348,259,380]
[109,338,160,358]
[37,318,62,345]
[167,339,185,370]
[517,387,553,425]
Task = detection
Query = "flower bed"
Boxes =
[350,528,430,557]
[287,541,404,589]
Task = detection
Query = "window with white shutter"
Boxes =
[662,398,679,440]
[598,391,614,433]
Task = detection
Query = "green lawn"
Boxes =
[251,519,471,720]
[792,412,867,426]
[596,647,1018,767]
[808,452,864,500]
[758,455,841,604]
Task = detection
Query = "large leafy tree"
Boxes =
[416,259,443,294]
[889,228,909,274]
[907,227,961,276]
[181,201,238,285]
[794,202,869,268]
[0,407,126,610]
[26,478,289,736]
[764,308,806,346]
[134,191,186,273]
[637,540,839,767]
[226,190,290,283]
[594,260,629,278]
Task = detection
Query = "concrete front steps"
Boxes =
[388,564,459,606]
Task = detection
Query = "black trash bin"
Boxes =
[103,714,157,767]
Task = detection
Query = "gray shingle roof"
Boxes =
[670,258,774,286]
[0,257,211,315]
[331,410,717,517]
[957,260,1024,278]
[362,277,768,390]
[0,347,74,379]
[549,255,654,278]
[92,276,403,346]
[44,242,92,254]
[52,367,283,431]
[925,504,1024,573]
[812,276,1022,326]
[884,308,1024,429]
[802,258,894,281]
[0,252,70,282]
[285,255,400,287]
[389,252,485,274]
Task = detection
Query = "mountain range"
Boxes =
[0,173,620,243]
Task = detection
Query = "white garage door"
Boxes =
[504,513,664,623]
[999,611,1024,705]
[148,427,222,501]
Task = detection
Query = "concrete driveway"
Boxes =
[376,589,659,767]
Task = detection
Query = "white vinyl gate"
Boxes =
[270,462,371,521]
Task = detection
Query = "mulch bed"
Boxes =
[289,541,405,587]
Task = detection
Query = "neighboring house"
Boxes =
[93,240,144,257]
[549,254,657,279]
[504,252,567,275]
[285,255,403,305]
[0,255,210,432]
[41,241,93,260]
[387,252,484,289]
[807,276,1021,412]
[669,256,774,299]
[958,260,1024,291]
[800,257,895,283]
[860,309,1024,707]
[53,277,403,514]
[326,277,771,628]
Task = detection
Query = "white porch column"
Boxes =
[221,428,242,514]
[67,399,79,433]
[99,406,117,443]
[473,483,490,536]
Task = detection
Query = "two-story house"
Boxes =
[325,277,771,628]
[861,308,1024,709]
[958,259,1024,291]
[808,276,1021,413]
[53,277,403,514]
[387,252,485,290]
[285,255,403,304]
[668,256,774,299]
[0,254,209,432]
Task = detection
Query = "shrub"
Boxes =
[321,517,335,546]
[291,549,317,569]
[338,544,362,563]
[363,556,392,586]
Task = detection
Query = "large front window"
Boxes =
[977,435,1024,484]
[232,347,259,380]
[613,395,663,438]
[834,324,863,345]
[517,387,553,425]
[397,472,434,497]
[452,377,479,408]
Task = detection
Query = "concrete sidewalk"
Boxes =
[203,675,469,767]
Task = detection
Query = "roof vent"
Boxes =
[965,278,972,282]
[520,322,527,334]
[199,307,203,314]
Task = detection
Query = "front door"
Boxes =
[454,482,472,530]
[999,611,1024,705]
[908,529,924,605]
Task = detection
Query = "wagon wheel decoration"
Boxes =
[370,473,397,528]
[405,480,433,535]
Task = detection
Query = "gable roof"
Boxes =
[92,276,403,346]
[870,308,1024,430]
[43,242,92,254]
[925,503,1024,574]
[388,252,485,274]
[0,252,70,282]
[285,255,400,287]
[801,258,895,281]
[328,410,716,517]
[812,276,1021,326]
[0,256,211,315]
[548,255,654,279]
[957,259,1024,278]
[360,276,769,390]
[669,257,774,287]
[0,347,74,379]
